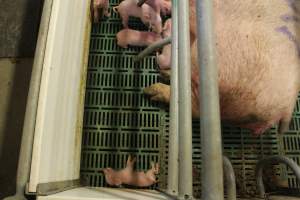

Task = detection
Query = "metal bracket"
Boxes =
[134,37,171,62]
[36,179,82,196]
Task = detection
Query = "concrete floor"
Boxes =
[0,0,42,198]
[0,58,33,198]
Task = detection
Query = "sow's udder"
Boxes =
[144,0,300,135]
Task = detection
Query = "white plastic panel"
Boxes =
[37,187,173,200]
[28,0,90,192]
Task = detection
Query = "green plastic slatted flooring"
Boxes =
[80,0,300,197]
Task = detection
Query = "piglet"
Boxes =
[116,28,162,48]
[157,18,172,69]
[144,0,172,16]
[91,0,110,23]
[113,0,162,33]
[102,156,159,187]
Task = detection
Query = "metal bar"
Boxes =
[156,188,179,200]
[177,0,193,199]
[223,156,237,200]
[3,0,54,199]
[134,37,171,62]
[167,0,179,196]
[256,155,300,198]
[196,0,224,200]
[137,0,147,7]
[37,179,81,196]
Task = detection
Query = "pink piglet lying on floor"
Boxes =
[101,156,159,187]
[116,28,162,48]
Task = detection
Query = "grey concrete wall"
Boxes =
[0,0,43,57]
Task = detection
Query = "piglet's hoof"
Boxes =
[144,83,170,103]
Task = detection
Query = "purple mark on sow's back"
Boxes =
[280,14,300,23]
[276,26,300,56]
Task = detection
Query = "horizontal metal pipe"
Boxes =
[177,0,193,198]
[196,0,224,200]
[256,155,300,198]
[167,0,179,196]
[223,156,237,200]
[134,37,171,62]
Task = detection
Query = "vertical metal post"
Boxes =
[167,0,179,196]
[178,0,193,199]
[196,0,224,200]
